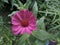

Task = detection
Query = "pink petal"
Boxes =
[13,27,22,35]
[29,16,36,21]
[12,15,20,25]
[28,26,32,30]
[29,21,36,25]
[29,23,36,27]
[20,28,26,34]
[29,17,36,24]
[19,10,31,19]
[28,11,34,18]
[12,14,20,21]
[12,25,21,31]
[12,20,20,25]
[23,10,30,19]
[16,12,22,20]
[26,27,32,34]
[19,10,25,19]
[29,24,37,30]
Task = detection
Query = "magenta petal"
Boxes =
[19,10,31,19]
[28,26,32,30]
[23,10,31,19]
[12,16,20,25]
[12,14,20,21]
[20,28,25,34]
[29,21,36,25]
[29,18,36,24]
[30,17,36,21]
[12,20,20,25]
[28,11,33,18]
[26,27,32,34]
[13,27,22,35]
[16,12,22,20]
[29,24,36,26]
[12,25,21,31]
[24,10,29,18]
[29,24,37,30]
[19,10,25,19]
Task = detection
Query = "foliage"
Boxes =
[0,0,60,45]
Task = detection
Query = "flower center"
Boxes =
[21,19,29,27]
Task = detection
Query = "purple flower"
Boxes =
[11,9,37,35]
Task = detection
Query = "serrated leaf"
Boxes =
[32,30,52,41]
[17,34,30,45]
[32,1,38,17]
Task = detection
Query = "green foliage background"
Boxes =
[0,0,60,45]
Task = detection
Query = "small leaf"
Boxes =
[32,1,38,17]
[35,40,44,45]
[3,0,8,3]
[17,34,30,45]
[8,11,18,17]
[0,16,3,31]
[11,0,15,9]
[37,16,45,30]
[24,0,31,9]
[13,3,20,9]
[32,30,52,41]
[17,0,23,7]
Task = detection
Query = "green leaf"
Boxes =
[0,16,3,31]
[34,40,44,45]
[0,36,3,45]
[13,3,20,9]
[17,34,30,45]
[17,0,23,7]
[24,0,31,9]
[32,1,38,17]
[37,16,45,30]
[51,18,60,24]
[11,0,15,9]
[32,30,52,41]
[8,11,18,17]
[2,25,12,44]
[49,25,60,30]
[3,0,8,3]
